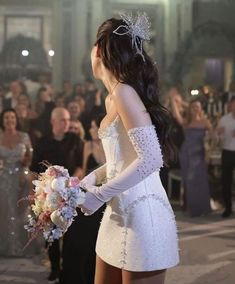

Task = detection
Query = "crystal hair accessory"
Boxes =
[113,11,151,61]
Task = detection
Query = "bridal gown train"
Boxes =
[95,116,179,271]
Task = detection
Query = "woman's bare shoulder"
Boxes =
[113,83,137,98]
[112,83,143,108]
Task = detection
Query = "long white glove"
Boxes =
[80,125,163,215]
[79,164,107,189]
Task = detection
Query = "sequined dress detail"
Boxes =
[95,117,179,271]
[0,132,31,256]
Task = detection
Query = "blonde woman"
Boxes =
[171,95,212,217]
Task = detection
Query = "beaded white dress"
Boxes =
[94,116,179,271]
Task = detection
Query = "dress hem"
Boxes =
[96,251,179,272]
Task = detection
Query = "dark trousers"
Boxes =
[47,239,61,273]
[221,150,235,211]
[60,206,105,284]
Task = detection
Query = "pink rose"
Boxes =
[46,168,58,177]
[68,177,80,188]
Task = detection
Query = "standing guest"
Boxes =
[17,93,38,118]
[201,88,222,125]
[79,14,179,284]
[67,100,81,121]
[0,108,32,256]
[2,81,25,110]
[31,107,103,284]
[55,94,66,108]
[221,82,235,114]
[34,87,54,117]
[31,87,55,142]
[83,80,98,112]
[161,87,185,192]
[82,118,106,175]
[69,119,85,141]
[62,81,73,104]
[217,96,235,218]
[15,103,31,132]
[30,107,83,283]
[171,96,212,217]
[73,83,85,98]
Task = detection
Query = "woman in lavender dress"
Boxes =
[171,96,212,217]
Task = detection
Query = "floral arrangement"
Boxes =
[23,164,85,245]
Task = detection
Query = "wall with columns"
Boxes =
[4,0,227,88]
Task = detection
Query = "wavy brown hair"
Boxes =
[95,18,176,164]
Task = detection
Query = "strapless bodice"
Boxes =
[98,116,137,181]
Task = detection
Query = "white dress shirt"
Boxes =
[218,113,235,151]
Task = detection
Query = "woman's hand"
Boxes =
[79,171,97,190]
[21,155,31,167]
[78,186,104,216]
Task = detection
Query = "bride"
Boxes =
[80,13,179,284]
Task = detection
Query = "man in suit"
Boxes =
[31,107,103,284]
[31,107,83,283]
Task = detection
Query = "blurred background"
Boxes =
[0,1,235,284]
[0,0,235,90]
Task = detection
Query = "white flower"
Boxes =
[51,177,68,191]
[50,210,68,230]
[32,180,40,187]
[34,186,44,195]
[76,191,86,205]
[45,192,62,211]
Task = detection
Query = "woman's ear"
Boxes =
[96,46,101,58]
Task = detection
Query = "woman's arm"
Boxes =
[169,94,185,126]
[81,140,107,186]
[21,133,33,167]
[82,141,91,176]
[80,84,163,214]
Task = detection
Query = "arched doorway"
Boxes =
[0,35,50,83]
[169,21,235,90]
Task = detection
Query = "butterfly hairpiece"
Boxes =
[113,11,151,62]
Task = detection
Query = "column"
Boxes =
[180,0,193,39]
[51,0,63,89]
[164,0,178,67]
[70,0,89,82]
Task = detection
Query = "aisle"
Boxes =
[0,256,48,284]
[0,211,234,284]
[166,211,235,284]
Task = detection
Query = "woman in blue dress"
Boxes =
[170,95,212,217]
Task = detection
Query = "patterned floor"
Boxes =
[0,211,235,284]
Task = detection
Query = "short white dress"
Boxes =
[95,116,179,271]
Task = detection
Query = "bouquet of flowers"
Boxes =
[23,164,86,245]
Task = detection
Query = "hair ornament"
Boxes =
[113,11,151,62]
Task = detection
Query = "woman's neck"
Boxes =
[101,72,119,95]
[4,129,17,135]
[92,138,100,143]
[191,114,201,122]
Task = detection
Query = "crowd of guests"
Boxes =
[163,84,235,219]
[0,77,234,283]
[0,78,107,284]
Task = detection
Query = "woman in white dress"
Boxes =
[80,13,179,284]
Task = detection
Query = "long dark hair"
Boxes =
[95,18,176,164]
